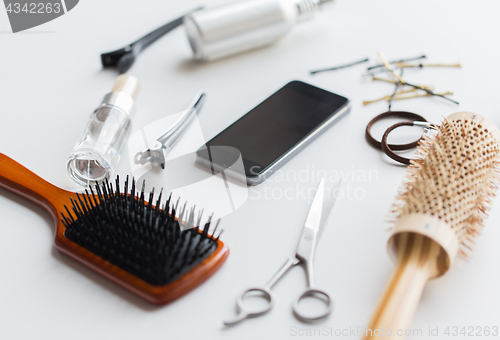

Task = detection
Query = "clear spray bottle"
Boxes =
[67,74,140,187]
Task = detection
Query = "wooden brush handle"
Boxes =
[0,153,72,220]
[0,153,230,306]
[363,233,442,340]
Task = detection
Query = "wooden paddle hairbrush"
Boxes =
[0,153,229,305]
[363,112,500,340]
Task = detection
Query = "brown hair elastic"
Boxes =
[365,111,429,165]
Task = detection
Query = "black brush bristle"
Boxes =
[61,176,219,286]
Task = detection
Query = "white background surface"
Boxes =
[1,0,500,339]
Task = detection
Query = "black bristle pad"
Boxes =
[61,176,219,286]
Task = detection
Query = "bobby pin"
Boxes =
[371,76,398,84]
[395,91,453,101]
[387,71,401,110]
[364,89,452,106]
[364,88,418,106]
[377,52,459,105]
[396,62,462,69]
[366,54,426,71]
[371,76,431,88]
[362,61,460,78]
[310,57,369,75]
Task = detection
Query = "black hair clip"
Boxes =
[101,7,203,74]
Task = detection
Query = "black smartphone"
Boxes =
[196,81,350,185]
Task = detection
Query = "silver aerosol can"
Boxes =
[184,0,332,61]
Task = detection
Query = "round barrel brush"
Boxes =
[0,153,229,305]
[363,112,500,339]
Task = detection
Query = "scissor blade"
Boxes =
[304,178,325,232]
[295,179,325,261]
[317,180,341,239]
[295,179,340,261]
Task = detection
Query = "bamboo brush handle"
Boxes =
[363,233,442,340]
[0,153,73,219]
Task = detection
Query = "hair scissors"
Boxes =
[224,179,338,325]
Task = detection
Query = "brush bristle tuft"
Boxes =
[60,176,220,286]
[392,115,500,259]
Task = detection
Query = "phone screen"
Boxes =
[198,81,349,178]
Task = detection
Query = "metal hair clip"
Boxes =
[134,92,206,169]
[413,121,440,130]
